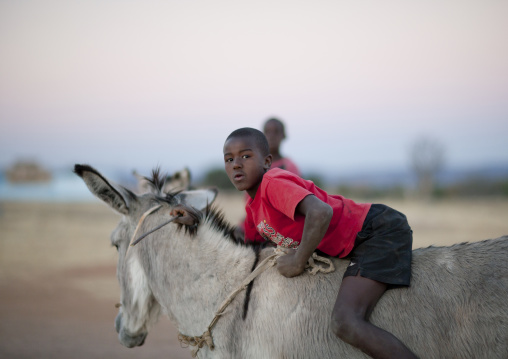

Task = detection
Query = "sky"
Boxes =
[1,0,507,180]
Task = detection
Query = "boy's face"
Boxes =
[263,121,285,153]
[223,136,272,197]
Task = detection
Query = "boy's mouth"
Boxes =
[233,173,245,181]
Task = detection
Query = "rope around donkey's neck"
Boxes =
[178,246,335,357]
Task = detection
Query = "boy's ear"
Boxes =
[264,154,273,170]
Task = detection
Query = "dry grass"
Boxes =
[0,195,507,358]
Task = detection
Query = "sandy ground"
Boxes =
[1,193,507,358]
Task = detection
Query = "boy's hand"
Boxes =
[276,250,306,278]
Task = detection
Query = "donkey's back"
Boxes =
[395,237,508,358]
[237,236,508,359]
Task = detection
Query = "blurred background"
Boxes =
[1,1,507,358]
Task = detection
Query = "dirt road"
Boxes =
[1,196,507,358]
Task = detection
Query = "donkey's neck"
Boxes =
[142,224,257,336]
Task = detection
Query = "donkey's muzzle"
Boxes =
[115,312,148,348]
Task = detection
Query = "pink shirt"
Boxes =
[271,157,301,177]
[244,168,371,258]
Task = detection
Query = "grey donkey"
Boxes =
[75,164,508,359]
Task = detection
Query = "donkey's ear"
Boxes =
[176,188,218,211]
[170,205,200,226]
[74,164,133,215]
[132,169,153,194]
[163,167,191,193]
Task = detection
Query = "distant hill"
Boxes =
[4,160,52,183]
[311,163,508,189]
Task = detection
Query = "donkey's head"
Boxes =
[74,164,217,348]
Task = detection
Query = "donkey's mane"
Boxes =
[143,167,239,245]
[204,205,237,241]
[204,205,272,253]
[144,167,169,194]
[155,193,266,320]
[155,187,266,252]
[201,204,270,320]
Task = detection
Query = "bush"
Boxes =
[302,172,325,189]
[442,177,508,197]
[201,167,235,190]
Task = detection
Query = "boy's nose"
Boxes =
[233,158,242,168]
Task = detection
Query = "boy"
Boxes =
[263,117,301,176]
[223,127,417,359]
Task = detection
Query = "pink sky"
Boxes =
[1,0,507,176]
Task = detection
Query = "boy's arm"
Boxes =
[277,194,333,278]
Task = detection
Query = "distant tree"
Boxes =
[410,136,445,198]
[201,167,235,190]
[302,172,325,189]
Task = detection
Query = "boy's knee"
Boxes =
[330,308,362,345]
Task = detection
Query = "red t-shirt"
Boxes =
[244,168,371,258]
[240,157,301,229]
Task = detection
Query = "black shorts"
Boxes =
[343,204,413,287]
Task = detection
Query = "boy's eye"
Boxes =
[242,155,250,159]
[225,158,233,163]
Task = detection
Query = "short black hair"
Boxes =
[264,117,285,134]
[226,127,270,157]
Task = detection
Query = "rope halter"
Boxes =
[178,246,335,357]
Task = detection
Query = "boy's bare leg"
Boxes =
[331,275,418,359]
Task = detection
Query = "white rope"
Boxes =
[126,204,162,254]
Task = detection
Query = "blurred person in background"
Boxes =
[263,117,301,177]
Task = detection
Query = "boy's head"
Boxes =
[225,127,270,156]
[223,127,272,195]
[263,117,286,153]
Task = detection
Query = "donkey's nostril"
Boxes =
[115,312,122,334]
[139,335,146,346]
[119,327,148,348]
